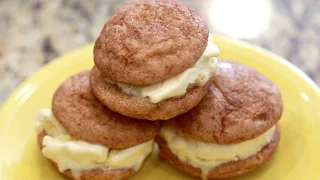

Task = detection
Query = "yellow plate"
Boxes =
[0,37,320,180]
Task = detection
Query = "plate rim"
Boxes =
[215,36,320,96]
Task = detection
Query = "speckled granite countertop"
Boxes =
[0,0,319,104]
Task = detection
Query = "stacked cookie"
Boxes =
[90,0,219,120]
[35,0,283,180]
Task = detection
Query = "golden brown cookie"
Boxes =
[37,132,135,180]
[156,125,280,180]
[94,0,209,86]
[172,61,283,144]
[90,66,210,120]
[52,70,160,149]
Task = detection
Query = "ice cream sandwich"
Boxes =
[35,71,160,180]
[157,61,283,179]
[90,0,220,120]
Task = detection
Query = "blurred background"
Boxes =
[0,0,319,104]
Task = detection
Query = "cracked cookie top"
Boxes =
[171,61,283,144]
[93,0,209,86]
[52,70,160,149]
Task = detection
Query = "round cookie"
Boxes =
[172,61,283,144]
[52,70,160,149]
[37,132,135,180]
[94,0,209,86]
[90,66,211,120]
[156,125,280,180]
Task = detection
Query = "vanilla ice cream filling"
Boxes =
[106,36,220,103]
[35,109,153,176]
[160,124,276,179]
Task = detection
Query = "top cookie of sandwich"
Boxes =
[94,0,209,86]
[172,61,283,144]
[52,71,160,149]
